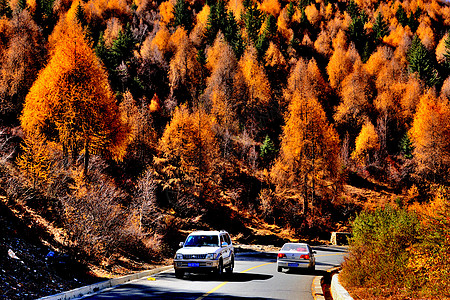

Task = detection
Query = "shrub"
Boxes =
[407,187,450,298]
[341,206,419,292]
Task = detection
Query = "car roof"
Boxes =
[282,243,309,247]
[188,230,225,236]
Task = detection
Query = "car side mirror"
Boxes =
[179,242,184,248]
[221,242,228,247]
[313,251,317,254]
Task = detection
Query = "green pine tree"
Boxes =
[298,0,312,10]
[173,0,191,30]
[243,0,263,44]
[346,0,359,20]
[400,134,413,159]
[407,35,438,87]
[205,0,227,44]
[224,11,244,58]
[110,24,135,68]
[443,31,450,76]
[373,12,389,42]
[75,1,87,27]
[396,5,408,27]
[18,0,26,12]
[256,14,276,59]
[260,135,276,160]
[287,1,295,19]
[348,11,369,59]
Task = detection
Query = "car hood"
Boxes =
[177,247,220,254]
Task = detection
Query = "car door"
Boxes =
[308,245,316,264]
[220,234,231,264]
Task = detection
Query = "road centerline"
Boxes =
[195,262,274,300]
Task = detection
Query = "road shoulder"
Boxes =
[38,265,173,300]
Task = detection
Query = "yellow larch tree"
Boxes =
[0,10,45,118]
[271,93,340,216]
[364,46,393,77]
[440,77,450,100]
[351,120,380,165]
[335,59,374,126]
[264,42,287,69]
[436,33,448,64]
[16,133,55,189]
[401,75,423,122]
[409,92,450,181]
[21,19,130,174]
[259,0,281,17]
[285,58,330,110]
[168,28,202,103]
[159,0,174,27]
[103,17,123,47]
[238,47,272,110]
[158,105,220,190]
[327,33,356,90]
[228,0,244,21]
[314,30,332,57]
[277,7,293,42]
[190,4,210,46]
[85,0,131,26]
[383,24,413,48]
[305,4,320,26]
[204,33,240,134]
[416,17,436,50]
[149,26,171,57]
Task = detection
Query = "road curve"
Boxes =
[84,246,347,300]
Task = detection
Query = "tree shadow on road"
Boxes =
[87,283,278,299]
[187,272,273,282]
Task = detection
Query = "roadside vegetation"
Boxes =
[341,188,450,299]
[1,0,450,298]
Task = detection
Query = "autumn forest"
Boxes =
[1,0,450,297]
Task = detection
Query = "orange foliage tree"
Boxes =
[259,0,281,17]
[271,93,340,216]
[284,58,330,113]
[351,120,380,165]
[168,28,202,104]
[204,34,240,135]
[16,133,55,189]
[158,105,220,192]
[21,19,130,174]
[327,34,356,90]
[335,59,374,127]
[0,10,45,119]
[237,47,272,118]
[409,92,450,182]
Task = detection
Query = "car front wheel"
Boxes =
[225,256,234,274]
[215,260,223,276]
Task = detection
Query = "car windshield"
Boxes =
[281,244,308,252]
[184,235,219,247]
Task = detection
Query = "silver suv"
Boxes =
[174,230,234,278]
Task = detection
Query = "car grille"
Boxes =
[183,254,207,259]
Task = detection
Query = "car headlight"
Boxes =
[175,253,183,259]
[206,253,217,260]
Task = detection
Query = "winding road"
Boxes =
[84,245,347,300]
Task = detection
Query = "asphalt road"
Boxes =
[85,246,347,300]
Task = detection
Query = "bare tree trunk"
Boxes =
[84,140,89,176]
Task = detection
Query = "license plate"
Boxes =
[188,263,200,267]
[288,263,298,267]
